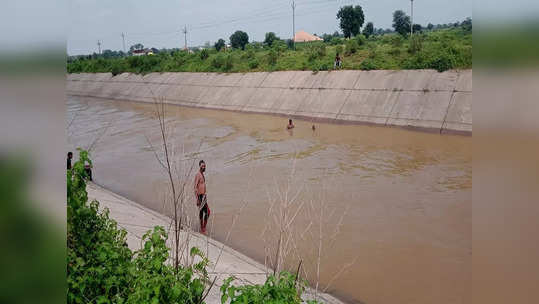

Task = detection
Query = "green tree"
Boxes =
[392,10,411,37]
[200,49,209,60]
[413,24,422,34]
[336,5,365,38]
[286,39,294,49]
[230,30,249,50]
[264,32,280,47]
[427,23,434,31]
[345,39,359,55]
[362,22,374,38]
[214,38,225,51]
[129,43,144,52]
[101,49,115,59]
[461,17,472,32]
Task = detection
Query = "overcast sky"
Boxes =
[67,0,472,55]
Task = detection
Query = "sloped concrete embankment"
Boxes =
[67,70,472,134]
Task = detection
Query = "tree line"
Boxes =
[69,4,470,61]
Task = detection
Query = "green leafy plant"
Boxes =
[336,45,343,56]
[360,58,379,70]
[220,272,315,304]
[408,35,423,54]
[248,58,259,69]
[305,43,326,62]
[67,149,209,304]
[355,34,367,46]
[200,49,210,60]
[345,39,359,55]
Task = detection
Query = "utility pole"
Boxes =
[182,25,187,50]
[292,1,296,50]
[410,0,414,36]
[121,33,126,53]
[97,40,101,54]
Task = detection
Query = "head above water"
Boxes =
[199,160,206,172]
[68,151,73,158]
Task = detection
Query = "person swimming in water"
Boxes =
[287,119,295,129]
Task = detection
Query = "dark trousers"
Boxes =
[84,167,92,181]
[198,194,209,221]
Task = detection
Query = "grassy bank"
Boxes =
[68,28,471,74]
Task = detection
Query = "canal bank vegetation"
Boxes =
[68,25,471,74]
[67,149,319,304]
[67,149,213,303]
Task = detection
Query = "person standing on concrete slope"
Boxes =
[334,53,342,69]
[67,151,73,170]
[194,160,210,234]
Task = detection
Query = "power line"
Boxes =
[189,0,337,31]
[74,1,344,54]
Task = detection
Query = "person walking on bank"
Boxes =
[194,160,210,234]
[67,151,73,170]
[334,53,342,69]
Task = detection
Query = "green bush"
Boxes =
[345,39,359,55]
[248,58,259,69]
[389,35,404,48]
[403,48,456,72]
[272,40,288,54]
[267,49,278,65]
[336,45,344,56]
[67,149,209,304]
[388,47,401,56]
[200,49,209,60]
[428,54,455,72]
[110,61,126,76]
[305,43,326,62]
[329,37,343,45]
[220,272,318,304]
[211,54,225,69]
[408,35,423,54]
[243,49,255,60]
[355,34,367,46]
[222,54,234,71]
[360,58,379,70]
[286,39,294,49]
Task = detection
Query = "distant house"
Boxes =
[294,30,323,43]
[132,49,153,56]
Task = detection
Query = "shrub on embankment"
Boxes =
[67,149,209,303]
[67,28,471,74]
[67,149,314,304]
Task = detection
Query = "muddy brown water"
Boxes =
[67,96,471,304]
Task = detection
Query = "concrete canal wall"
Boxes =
[67,69,472,134]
